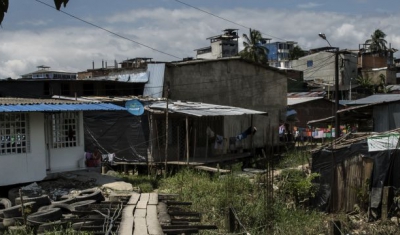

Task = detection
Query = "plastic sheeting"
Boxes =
[83,111,149,162]
[367,133,400,152]
[311,141,391,212]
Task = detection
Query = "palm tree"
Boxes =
[365,29,387,53]
[239,28,268,64]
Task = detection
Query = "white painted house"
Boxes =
[0,98,126,186]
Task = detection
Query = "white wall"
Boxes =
[48,112,85,172]
[0,111,87,186]
[0,113,47,186]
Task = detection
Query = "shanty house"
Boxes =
[0,98,126,186]
[145,100,267,165]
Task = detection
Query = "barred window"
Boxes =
[50,112,79,148]
[0,113,30,155]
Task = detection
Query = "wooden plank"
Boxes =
[134,208,147,218]
[127,193,141,205]
[137,193,150,209]
[162,225,218,230]
[133,217,148,235]
[165,201,192,206]
[146,205,163,235]
[194,165,230,173]
[148,193,158,205]
[118,205,135,235]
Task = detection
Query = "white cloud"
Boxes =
[297,2,323,9]
[1,7,400,78]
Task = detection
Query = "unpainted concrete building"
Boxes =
[164,57,288,146]
[291,48,358,87]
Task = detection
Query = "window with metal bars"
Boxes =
[50,112,79,148]
[0,113,30,155]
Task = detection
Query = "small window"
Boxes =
[50,112,79,148]
[307,60,313,67]
[0,113,30,155]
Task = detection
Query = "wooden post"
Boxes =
[205,135,208,162]
[164,96,169,178]
[250,114,254,156]
[381,186,393,221]
[177,125,180,161]
[19,189,26,225]
[193,128,197,162]
[186,116,189,165]
[225,207,235,233]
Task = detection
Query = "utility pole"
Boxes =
[334,50,340,139]
[319,33,340,138]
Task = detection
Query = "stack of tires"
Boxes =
[0,188,105,234]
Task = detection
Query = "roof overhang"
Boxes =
[146,100,267,117]
[0,98,126,112]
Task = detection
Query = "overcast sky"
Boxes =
[1,0,399,78]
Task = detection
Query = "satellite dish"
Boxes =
[125,99,144,116]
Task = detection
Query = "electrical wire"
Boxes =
[34,0,182,60]
[173,0,290,43]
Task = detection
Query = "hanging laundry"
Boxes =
[236,126,257,140]
[214,135,224,149]
[206,126,215,138]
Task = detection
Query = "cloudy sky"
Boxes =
[0,0,399,78]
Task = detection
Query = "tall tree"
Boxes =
[239,28,268,64]
[365,29,387,53]
[289,45,306,60]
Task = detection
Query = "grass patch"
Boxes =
[158,168,328,234]
[275,149,310,169]
[118,174,158,193]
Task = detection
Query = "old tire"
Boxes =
[27,208,62,225]
[70,200,96,211]
[15,195,51,207]
[37,220,67,233]
[76,190,104,203]
[52,197,76,205]
[49,203,75,214]
[0,198,12,210]
[2,201,36,218]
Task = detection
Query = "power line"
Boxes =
[34,0,182,60]
[173,0,298,44]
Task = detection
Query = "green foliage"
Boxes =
[119,174,158,193]
[357,74,375,94]
[377,74,392,94]
[289,45,306,60]
[274,201,327,235]
[365,29,388,53]
[277,169,320,205]
[159,169,327,234]
[275,149,310,169]
[239,28,269,64]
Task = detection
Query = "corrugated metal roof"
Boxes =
[288,97,323,105]
[287,91,326,97]
[143,63,165,98]
[347,94,400,105]
[0,98,126,112]
[148,101,267,117]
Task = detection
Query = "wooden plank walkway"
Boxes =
[119,193,163,235]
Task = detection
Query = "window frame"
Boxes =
[0,113,30,155]
[50,112,79,149]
